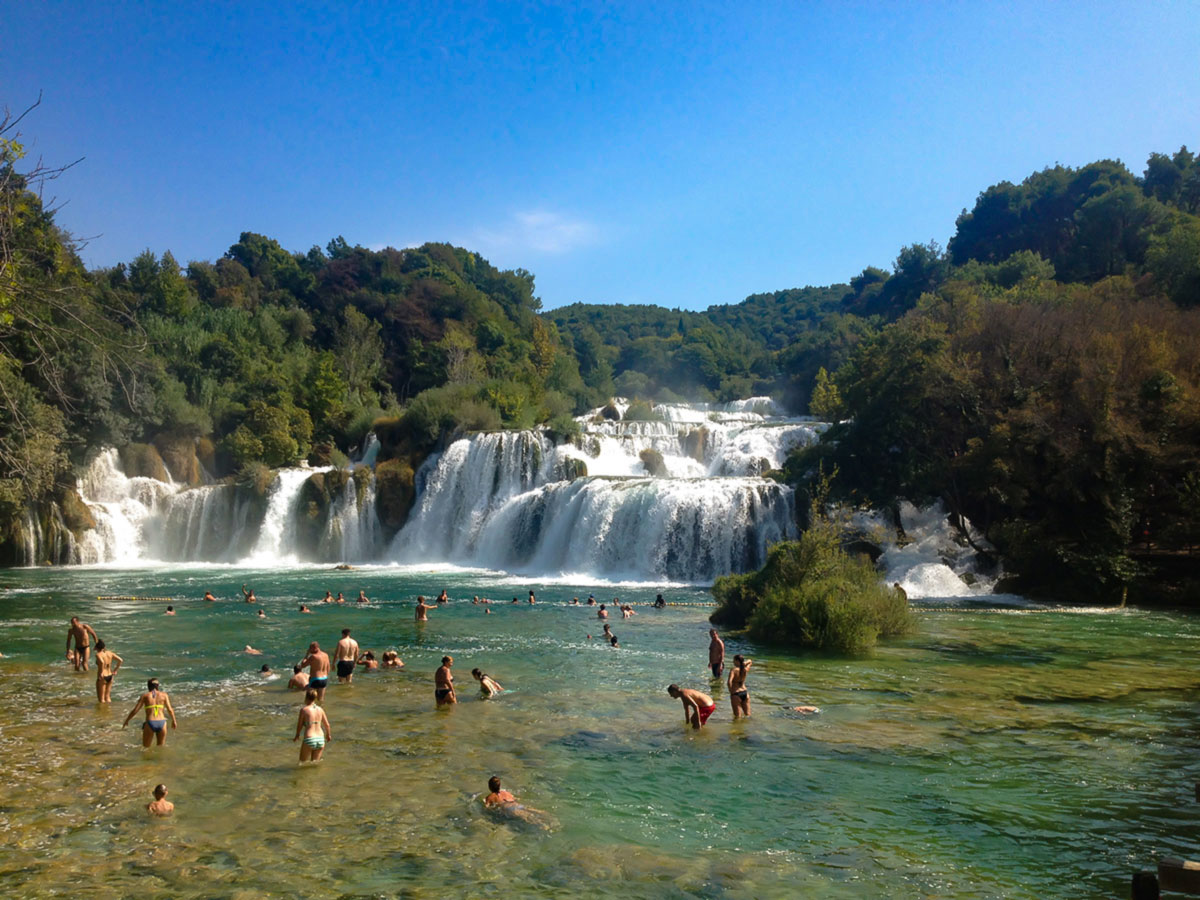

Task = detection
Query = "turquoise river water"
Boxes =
[1,564,1199,898]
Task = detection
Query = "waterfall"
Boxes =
[76,449,177,563]
[319,473,381,562]
[851,501,1001,600]
[356,433,380,469]
[390,402,814,581]
[244,468,324,564]
[153,484,260,562]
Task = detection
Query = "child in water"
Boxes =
[147,784,173,816]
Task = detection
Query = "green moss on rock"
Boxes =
[119,443,169,482]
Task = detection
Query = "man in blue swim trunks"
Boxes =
[122,678,178,747]
[299,642,331,701]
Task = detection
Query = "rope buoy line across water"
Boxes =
[97,596,174,602]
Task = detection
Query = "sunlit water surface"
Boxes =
[2,565,1199,898]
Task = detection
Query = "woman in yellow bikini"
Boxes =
[122,678,177,748]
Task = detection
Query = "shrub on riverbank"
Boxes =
[711,525,912,654]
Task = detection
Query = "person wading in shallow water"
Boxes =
[122,678,178,747]
[667,684,716,730]
[294,688,331,764]
[334,628,360,683]
[299,642,331,701]
[727,655,753,718]
[708,628,725,678]
[435,656,456,707]
[66,616,98,672]
[94,640,123,703]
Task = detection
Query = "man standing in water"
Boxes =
[299,642,331,701]
[334,628,360,684]
[122,678,178,747]
[66,616,98,672]
[667,684,716,730]
[435,656,456,707]
[727,655,753,718]
[294,688,332,764]
[94,639,123,703]
[415,596,433,622]
[708,628,725,678]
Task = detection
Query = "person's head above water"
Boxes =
[260,664,271,673]
[153,783,167,799]
[488,775,503,793]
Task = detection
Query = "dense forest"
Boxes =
[2,102,1199,598]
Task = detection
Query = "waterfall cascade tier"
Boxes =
[41,397,1000,593]
[389,399,821,580]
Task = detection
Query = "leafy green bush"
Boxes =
[711,525,912,654]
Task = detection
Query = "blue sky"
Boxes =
[5,1,1199,310]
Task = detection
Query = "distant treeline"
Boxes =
[2,106,1199,595]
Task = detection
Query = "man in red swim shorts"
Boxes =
[667,684,716,730]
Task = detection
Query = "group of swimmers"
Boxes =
[59,588,800,821]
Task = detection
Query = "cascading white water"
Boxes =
[851,501,1002,600]
[390,401,816,581]
[244,468,327,564]
[58,398,1003,592]
[319,474,381,562]
[152,484,261,562]
[76,449,178,563]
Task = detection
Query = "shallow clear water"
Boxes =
[2,566,1199,898]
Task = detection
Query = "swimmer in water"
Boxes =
[165,605,175,616]
[381,650,404,669]
[245,645,262,655]
[471,668,503,697]
[727,654,752,718]
[203,591,216,602]
[322,591,334,604]
[288,665,309,691]
[147,783,173,816]
[294,688,331,763]
[482,776,552,828]
[357,590,369,604]
[437,590,449,604]
[357,650,378,671]
[299,604,312,613]
[241,584,257,603]
[667,684,716,730]
[257,609,266,619]
[597,604,608,619]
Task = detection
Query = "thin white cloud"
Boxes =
[474,209,600,255]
